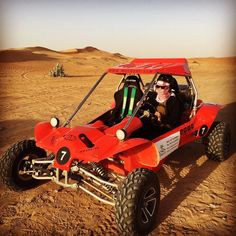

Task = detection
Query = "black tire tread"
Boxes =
[0,140,46,191]
[115,168,160,236]
[205,121,231,161]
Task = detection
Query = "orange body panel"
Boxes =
[34,102,221,173]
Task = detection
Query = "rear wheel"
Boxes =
[204,121,231,161]
[0,140,46,191]
[115,168,160,236]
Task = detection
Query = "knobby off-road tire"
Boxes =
[0,140,46,191]
[115,168,160,236]
[205,121,231,161]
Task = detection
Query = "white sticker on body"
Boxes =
[155,131,180,160]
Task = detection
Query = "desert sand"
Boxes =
[0,47,235,235]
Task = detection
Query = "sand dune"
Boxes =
[0,47,235,235]
[60,46,99,54]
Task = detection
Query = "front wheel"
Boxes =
[0,140,46,191]
[115,168,160,236]
[204,121,231,161]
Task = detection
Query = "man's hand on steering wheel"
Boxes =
[154,111,162,122]
[137,102,160,124]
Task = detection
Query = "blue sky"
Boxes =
[0,0,235,57]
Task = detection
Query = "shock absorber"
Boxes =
[90,162,109,181]
[104,184,117,195]
[89,162,117,195]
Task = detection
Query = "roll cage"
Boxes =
[63,59,198,132]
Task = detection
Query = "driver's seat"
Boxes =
[111,75,143,123]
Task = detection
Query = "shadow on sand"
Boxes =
[66,74,101,78]
[0,119,41,150]
[0,50,55,63]
[0,119,51,190]
[156,101,236,226]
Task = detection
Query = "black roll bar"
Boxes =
[63,72,107,127]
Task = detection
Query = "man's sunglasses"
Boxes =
[156,85,169,89]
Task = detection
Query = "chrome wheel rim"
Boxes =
[141,187,157,224]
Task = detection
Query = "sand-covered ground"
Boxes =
[0,47,235,235]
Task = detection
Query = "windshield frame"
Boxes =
[63,72,197,129]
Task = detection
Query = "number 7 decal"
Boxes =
[56,147,70,165]
[199,125,208,137]
[60,151,67,161]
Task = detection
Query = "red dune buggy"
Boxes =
[0,58,231,235]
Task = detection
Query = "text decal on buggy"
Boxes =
[155,131,180,160]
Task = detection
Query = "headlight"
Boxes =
[50,117,60,128]
[116,129,127,141]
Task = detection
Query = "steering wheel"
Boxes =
[137,102,158,123]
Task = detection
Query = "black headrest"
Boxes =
[124,75,141,89]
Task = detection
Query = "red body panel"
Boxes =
[152,103,222,160]
[121,141,160,172]
[34,102,221,174]
[102,141,160,176]
[34,118,158,172]
[108,58,191,76]
[35,122,70,152]
[104,116,142,137]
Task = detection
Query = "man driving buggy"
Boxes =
[153,74,181,129]
[135,74,181,139]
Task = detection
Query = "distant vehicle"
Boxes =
[0,58,231,235]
